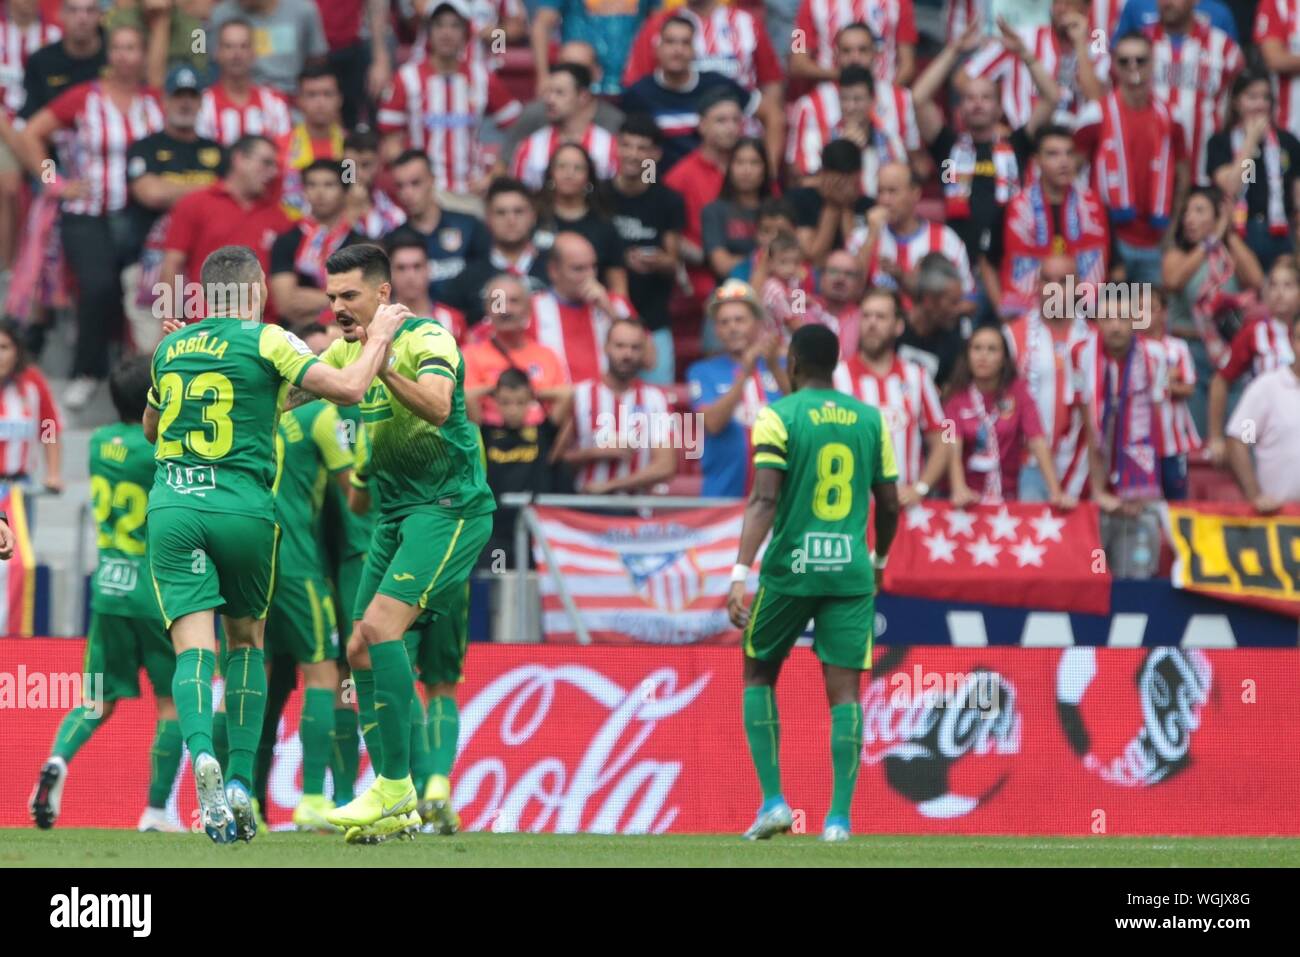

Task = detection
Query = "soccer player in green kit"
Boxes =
[265,323,356,832]
[144,245,407,844]
[727,324,901,843]
[302,243,494,843]
[30,358,186,833]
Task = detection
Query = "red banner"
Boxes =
[3,639,1296,834]
[884,501,1112,615]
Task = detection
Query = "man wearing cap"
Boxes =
[378,0,522,205]
[687,280,789,498]
[125,63,225,352]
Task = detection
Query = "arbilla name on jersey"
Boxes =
[165,463,217,494]
[792,532,853,573]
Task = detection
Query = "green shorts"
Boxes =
[742,586,876,671]
[265,575,339,664]
[402,580,470,687]
[148,508,280,627]
[356,511,491,626]
[83,611,174,703]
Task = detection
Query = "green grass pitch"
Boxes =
[2,830,1298,867]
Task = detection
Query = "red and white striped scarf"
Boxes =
[1095,92,1176,228]
[943,133,1020,219]
[294,219,352,289]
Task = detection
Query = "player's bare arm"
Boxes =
[142,405,159,443]
[728,467,785,629]
[872,480,901,591]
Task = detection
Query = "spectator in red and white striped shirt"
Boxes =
[1253,0,1300,142]
[1142,286,1200,500]
[532,232,638,384]
[1146,0,1242,189]
[194,19,293,147]
[0,0,61,271]
[961,0,1107,132]
[556,316,677,495]
[0,319,62,491]
[15,22,163,409]
[832,287,945,502]
[1207,254,1300,464]
[786,23,920,183]
[509,64,619,191]
[849,163,976,303]
[789,0,918,89]
[377,1,522,201]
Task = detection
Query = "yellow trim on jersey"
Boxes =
[877,411,900,482]
[259,523,283,620]
[306,577,325,663]
[743,585,766,657]
[751,407,789,470]
[418,519,466,609]
[258,324,318,386]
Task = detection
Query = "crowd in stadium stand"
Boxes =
[0,0,1298,581]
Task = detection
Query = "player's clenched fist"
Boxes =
[727,581,750,629]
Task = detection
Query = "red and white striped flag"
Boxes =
[532,505,764,645]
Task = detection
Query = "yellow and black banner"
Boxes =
[1166,503,1300,619]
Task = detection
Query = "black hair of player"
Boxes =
[326,243,391,285]
[110,356,153,424]
[789,324,839,386]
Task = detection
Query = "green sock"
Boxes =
[331,707,360,804]
[828,702,863,822]
[212,711,229,772]
[410,694,432,796]
[742,685,782,802]
[300,688,335,796]
[370,641,413,781]
[427,696,460,778]
[147,719,183,808]
[50,706,105,761]
[354,669,383,774]
[223,647,267,788]
[172,649,216,759]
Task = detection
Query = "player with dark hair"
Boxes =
[727,324,901,843]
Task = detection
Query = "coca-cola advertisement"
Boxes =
[1,639,1297,835]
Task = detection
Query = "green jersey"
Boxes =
[273,399,352,578]
[319,317,494,519]
[147,317,318,518]
[751,388,898,596]
[89,422,163,620]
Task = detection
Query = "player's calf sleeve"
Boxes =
[331,707,360,804]
[300,688,335,796]
[172,649,216,759]
[828,701,863,822]
[409,694,432,796]
[370,641,414,781]
[148,719,183,809]
[428,696,460,779]
[50,706,106,762]
[354,669,383,773]
[223,647,267,789]
[742,685,783,802]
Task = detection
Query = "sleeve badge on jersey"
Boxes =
[283,330,313,355]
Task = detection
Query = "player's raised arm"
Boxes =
[377,322,458,426]
[295,303,411,405]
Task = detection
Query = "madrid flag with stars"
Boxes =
[881,502,1111,616]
